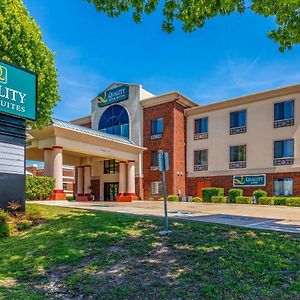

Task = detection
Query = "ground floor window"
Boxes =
[274,178,293,196]
[151,181,162,195]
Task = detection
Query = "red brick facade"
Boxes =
[187,172,300,197]
[143,101,187,199]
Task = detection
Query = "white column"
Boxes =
[44,148,53,177]
[119,161,126,195]
[77,166,84,195]
[52,146,63,191]
[127,160,136,195]
[84,165,91,195]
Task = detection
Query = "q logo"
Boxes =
[234,176,245,186]
[0,66,7,84]
[98,91,108,105]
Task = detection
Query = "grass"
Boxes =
[0,204,299,299]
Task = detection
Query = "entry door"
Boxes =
[197,181,211,197]
[104,183,119,201]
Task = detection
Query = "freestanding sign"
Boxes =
[233,174,266,187]
[0,59,37,211]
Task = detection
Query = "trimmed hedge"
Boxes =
[229,189,243,203]
[167,195,179,202]
[202,188,224,203]
[211,196,227,203]
[192,196,203,203]
[236,196,252,204]
[26,176,55,200]
[258,197,274,205]
[286,197,300,207]
[253,189,267,201]
[274,197,287,206]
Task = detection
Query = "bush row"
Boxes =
[26,176,55,200]
[258,197,300,207]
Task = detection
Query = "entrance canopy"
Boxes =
[26,118,146,165]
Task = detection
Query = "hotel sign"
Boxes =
[0,59,37,120]
[98,85,129,107]
[233,174,266,187]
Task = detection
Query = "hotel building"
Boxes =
[26,83,300,200]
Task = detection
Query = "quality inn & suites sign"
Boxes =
[0,59,37,120]
[98,85,129,107]
[233,174,266,187]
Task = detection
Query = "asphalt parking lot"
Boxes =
[31,200,300,233]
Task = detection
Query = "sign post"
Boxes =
[0,59,37,210]
[158,151,171,234]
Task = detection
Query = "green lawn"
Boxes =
[0,204,299,300]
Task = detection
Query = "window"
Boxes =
[274,178,293,196]
[151,118,163,139]
[274,139,294,166]
[194,117,208,140]
[98,104,129,138]
[104,159,119,174]
[63,182,67,191]
[230,110,247,134]
[274,100,294,123]
[151,151,159,170]
[151,181,162,195]
[230,145,246,169]
[194,150,208,171]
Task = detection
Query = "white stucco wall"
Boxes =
[187,92,300,177]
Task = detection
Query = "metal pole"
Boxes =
[162,169,168,232]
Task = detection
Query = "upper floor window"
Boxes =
[151,118,163,140]
[274,139,294,166]
[151,151,159,170]
[98,104,129,138]
[230,110,247,135]
[230,145,246,169]
[274,100,294,128]
[104,159,119,174]
[194,149,208,171]
[194,117,208,140]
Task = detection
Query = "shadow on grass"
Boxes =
[0,207,299,299]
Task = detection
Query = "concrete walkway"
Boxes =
[30,200,300,234]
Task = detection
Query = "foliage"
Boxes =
[0,209,9,224]
[236,196,252,204]
[26,176,55,200]
[202,188,224,203]
[253,189,267,201]
[274,197,287,206]
[0,0,59,127]
[191,196,202,203]
[258,197,274,205]
[86,0,300,51]
[158,197,164,201]
[0,223,9,237]
[67,195,75,202]
[167,194,179,202]
[211,196,227,203]
[286,197,300,207]
[0,204,299,299]
[16,220,32,231]
[25,206,42,221]
[229,189,243,203]
[0,209,10,237]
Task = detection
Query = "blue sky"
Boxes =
[23,0,300,121]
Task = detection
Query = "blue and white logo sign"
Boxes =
[233,174,266,187]
[98,85,129,107]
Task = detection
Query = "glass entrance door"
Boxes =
[104,183,119,201]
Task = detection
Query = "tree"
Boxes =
[85,0,300,51]
[0,0,59,127]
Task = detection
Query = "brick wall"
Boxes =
[143,101,187,199]
[187,172,300,197]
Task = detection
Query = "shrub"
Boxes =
[158,197,164,201]
[16,220,32,231]
[25,206,42,221]
[0,209,10,238]
[167,195,179,202]
[274,197,287,206]
[286,197,300,207]
[192,196,202,203]
[253,189,267,201]
[202,188,224,203]
[236,196,252,204]
[258,197,274,205]
[26,176,55,200]
[229,189,243,203]
[67,195,75,201]
[0,209,9,224]
[211,196,227,203]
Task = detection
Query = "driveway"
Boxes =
[30,200,300,234]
